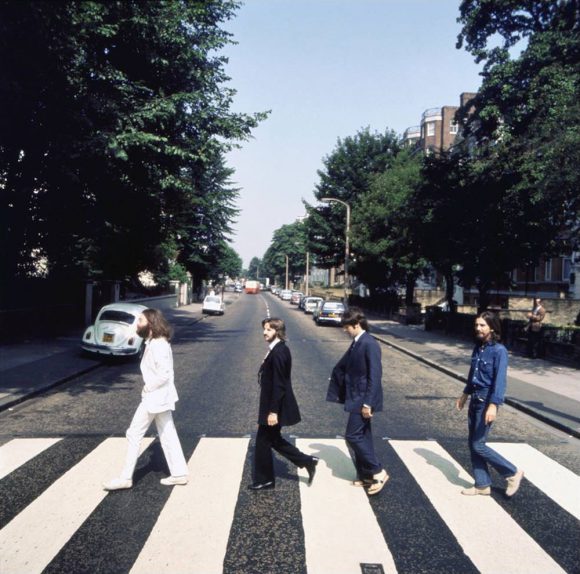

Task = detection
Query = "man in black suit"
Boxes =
[248,317,319,491]
[327,307,388,495]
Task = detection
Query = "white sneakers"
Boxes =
[103,475,188,491]
[505,469,524,497]
[160,475,188,486]
[102,478,133,491]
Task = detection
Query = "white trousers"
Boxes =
[121,401,188,480]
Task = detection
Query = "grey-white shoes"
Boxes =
[160,475,188,486]
[102,478,133,491]
[461,469,524,498]
[505,469,524,497]
[461,485,491,496]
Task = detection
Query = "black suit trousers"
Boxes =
[254,424,312,483]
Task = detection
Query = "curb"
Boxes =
[0,362,102,413]
[373,334,580,440]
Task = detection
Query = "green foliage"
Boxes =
[352,150,427,298]
[212,243,242,280]
[247,257,261,280]
[0,0,266,287]
[262,221,307,285]
[305,127,401,269]
[456,0,579,252]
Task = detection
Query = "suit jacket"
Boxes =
[140,337,179,414]
[257,341,301,426]
[327,331,383,413]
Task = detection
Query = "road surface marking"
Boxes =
[296,438,397,574]
[130,437,249,574]
[0,438,62,479]
[489,442,580,520]
[0,437,153,574]
[390,440,565,574]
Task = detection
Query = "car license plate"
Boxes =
[103,333,114,343]
[328,313,336,317]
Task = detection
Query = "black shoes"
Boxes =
[306,457,319,486]
[247,481,275,491]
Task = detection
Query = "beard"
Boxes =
[136,325,150,338]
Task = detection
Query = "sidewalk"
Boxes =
[1,305,579,439]
[368,318,580,439]
[0,302,204,412]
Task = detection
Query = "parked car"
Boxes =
[290,291,304,305]
[202,295,225,315]
[315,301,346,325]
[303,296,324,314]
[81,302,148,357]
[279,289,292,301]
[234,284,243,293]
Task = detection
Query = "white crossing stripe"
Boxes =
[0,438,62,479]
[489,442,580,520]
[130,437,249,574]
[0,437,153,574]
[390,440,566,574]
[296,438,397,574]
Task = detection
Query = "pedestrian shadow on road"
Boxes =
[303,441,357,482]
[414,447,471,488]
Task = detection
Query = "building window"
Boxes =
[545,259,552,281]
[450,122,458,134]
[427,122,435,137]
[534,265,540,282]
[563,258,571,281]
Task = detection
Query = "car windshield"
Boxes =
[323,303,344,311]
[99,310,136,324]
[205,297,221,303]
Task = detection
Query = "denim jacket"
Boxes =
[463,341,508,405]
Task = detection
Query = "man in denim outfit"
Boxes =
[456,311,524,497]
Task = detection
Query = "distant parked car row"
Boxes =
[269,288,345,326]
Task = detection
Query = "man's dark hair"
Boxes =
[262,317,287,341]
[341,306,369,331]
[477,311,501,342]
[143,308,173,340]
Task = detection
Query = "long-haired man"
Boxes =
[103,308,188,490]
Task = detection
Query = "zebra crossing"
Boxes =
[0,436,578,574]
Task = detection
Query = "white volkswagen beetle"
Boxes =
[81,302,148,357]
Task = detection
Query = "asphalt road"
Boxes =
[1,291,579,574]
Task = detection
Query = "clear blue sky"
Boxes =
[223,0,484,268]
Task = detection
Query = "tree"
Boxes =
[456,0,580,256]
[247,257,261,280]
[0,1,266,293]
[213,243,242,280]
[352,150,426,303]
[261,221,307,286]
[305,127,401,270]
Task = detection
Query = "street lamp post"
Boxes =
[285,254,289,290]
[321,197,351,302]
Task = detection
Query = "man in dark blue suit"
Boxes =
[248,317,319,491]
[327,307,389,495]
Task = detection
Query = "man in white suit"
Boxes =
[103,308,188,490]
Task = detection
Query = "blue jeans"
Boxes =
[468,391,516,487]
